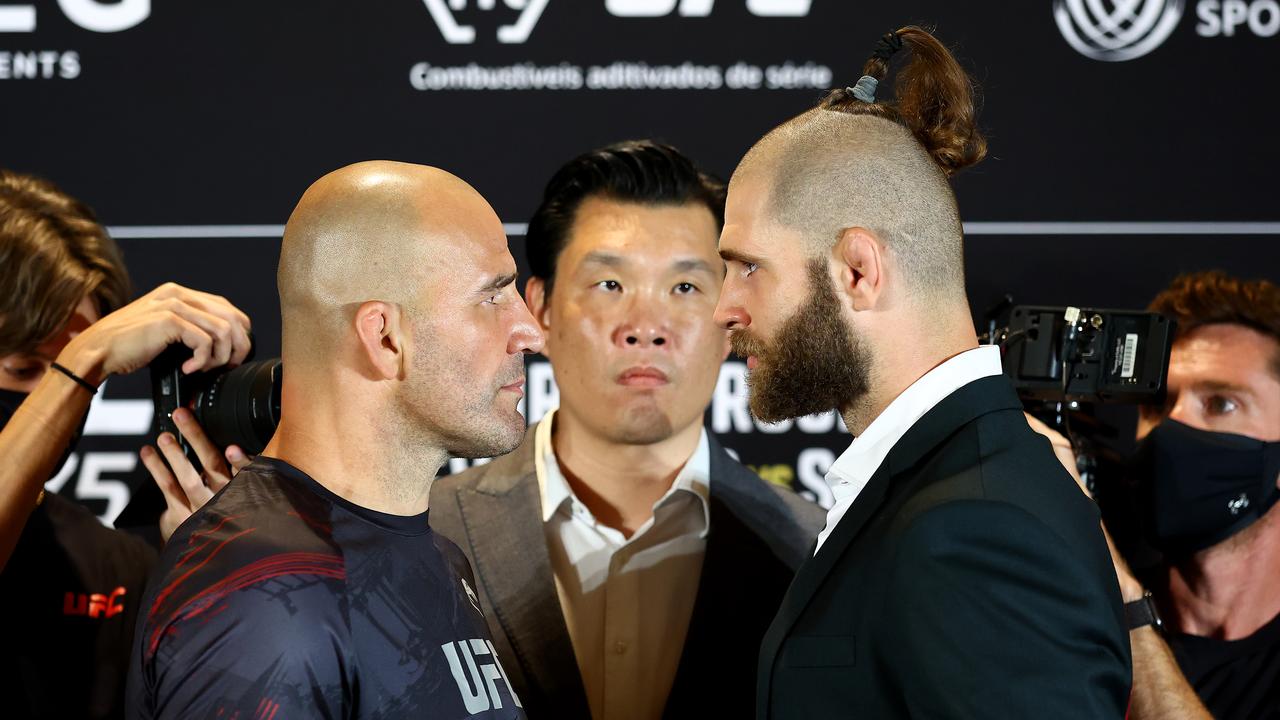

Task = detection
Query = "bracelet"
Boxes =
[50,362,98,395]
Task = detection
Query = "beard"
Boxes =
[729,259,870,423]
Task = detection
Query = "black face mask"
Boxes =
[1133,419,1280,559]
[0,388,89,482]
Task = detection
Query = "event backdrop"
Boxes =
[2,0,1277,525]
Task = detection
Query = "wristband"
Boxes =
[50,361,98,395]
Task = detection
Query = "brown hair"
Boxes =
[819,26,987,177]
[0,170,130,356]
[1149,270,1280,379]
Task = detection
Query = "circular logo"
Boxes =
[1053,0,1185,62]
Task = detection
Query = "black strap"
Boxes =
[1124,592,1163,632]
[50,361,98,395]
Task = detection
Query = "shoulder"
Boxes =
[708,437,824,566]
[140,466,348,665]
[898,409,1099,543]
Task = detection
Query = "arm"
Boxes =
[1024,414,1215,720]
[881,501,1131,719]
[0,283,250,570]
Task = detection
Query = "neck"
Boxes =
[263,375,447,516]
[550,409,702,538]
[840,307,978,436]
[1162,507,1280,640]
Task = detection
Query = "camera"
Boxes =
[149,343,282,470]
[992,305,1176,404]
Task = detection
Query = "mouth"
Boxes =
[746,355,759,370]
[500,377,526,397]
[617,366,669,388]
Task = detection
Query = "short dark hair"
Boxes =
[1149,270,1280,380]
[0,170,130,356]
[525,140,726,296]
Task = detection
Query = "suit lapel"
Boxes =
[455,438,591,717]
[756,375,1025,713]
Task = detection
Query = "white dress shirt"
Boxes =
[814,345,1003,555]
[534,410,711,720]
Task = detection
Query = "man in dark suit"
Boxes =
[711,27,1132,718]
[430,140,824,720]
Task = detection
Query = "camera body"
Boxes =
[150,344,282,470]
[999,305,1176,404]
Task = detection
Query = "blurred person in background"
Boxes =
[1037,270,1280,720]
[0,169,251,719]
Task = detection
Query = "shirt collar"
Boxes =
[827,345,1003,491]
[534,409,712,534]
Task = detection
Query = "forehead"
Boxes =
[423,195,514,289]
[561,196,720,267]
[720,170,802,263]
[1169,323,1280,385]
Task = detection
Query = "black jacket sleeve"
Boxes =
[877,499,1131,718]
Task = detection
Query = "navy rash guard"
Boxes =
[126,457,524,720]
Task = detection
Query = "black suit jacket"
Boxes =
[430,424,824,719]
[757,376,1132,719]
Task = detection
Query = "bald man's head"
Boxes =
[275,160,543,462]
[739,109,965,302]
[278,160,504,360]
[732,26,986,305]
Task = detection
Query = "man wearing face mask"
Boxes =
[1110,271,1280,720]
[0,169,252,719]
[430,140,823,719]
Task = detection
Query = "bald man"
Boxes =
[714,29,1130,719]
[126,162,542,719]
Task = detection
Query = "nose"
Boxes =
[509,298,546,356]
[713,286,750,331]
[612,302,670,349]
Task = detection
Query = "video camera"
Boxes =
[149,343,282,472]
[989,305,1176,405]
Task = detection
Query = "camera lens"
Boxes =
[193,359,282,455]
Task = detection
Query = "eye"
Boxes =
[595,280,622,292]
[1205,395,1239,416]
[742,262,758,278]
[673,282,698,295]
[3,363,43,381]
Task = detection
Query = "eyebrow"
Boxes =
[580,251,626,269]
[478,272,517,294]
[718,247,765,267]
[1190,379,1254,396]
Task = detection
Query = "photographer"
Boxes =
[1038,271,1280,719]
[0,169,251,719]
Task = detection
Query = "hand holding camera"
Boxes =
[56,282,252,385]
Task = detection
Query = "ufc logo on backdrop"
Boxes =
[0,0,150,33]
[421,0,813,44]
[63,587,127,619]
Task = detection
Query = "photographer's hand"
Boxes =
[140,408,252,544]
[57,282,252,385]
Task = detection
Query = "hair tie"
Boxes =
[872,31,903,62]
[847,75,879,103]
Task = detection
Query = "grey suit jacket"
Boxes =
[430,423,824,719]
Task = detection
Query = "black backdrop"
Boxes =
[2,0,1276,524]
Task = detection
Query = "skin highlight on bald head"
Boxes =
[266,161,544,515]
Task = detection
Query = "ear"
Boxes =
[354,301,404,381]
[524,276,555,362]
[834,227,887,312]
[525,276,550,328]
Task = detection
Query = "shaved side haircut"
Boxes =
[741,26,987,303]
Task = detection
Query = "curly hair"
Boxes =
[1149,270,1280,379]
